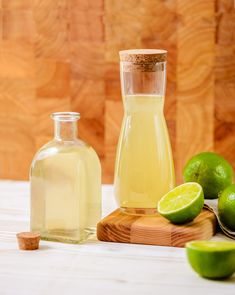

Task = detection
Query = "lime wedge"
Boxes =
[186,241,235,279]
[157,182,204,224]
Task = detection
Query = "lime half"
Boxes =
[157,182,204,224]
[186,241,235,279]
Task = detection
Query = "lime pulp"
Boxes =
[157,182,204,224]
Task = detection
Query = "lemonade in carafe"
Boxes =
[114,50,175,214]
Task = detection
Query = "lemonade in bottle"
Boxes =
[114,49,175,214]
[30,112,101,243]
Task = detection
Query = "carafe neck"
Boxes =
[51,112,80,141]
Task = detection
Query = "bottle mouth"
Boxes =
[51,112,80,121]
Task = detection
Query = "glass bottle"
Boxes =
[30,112,101,243]
[114,49,175,215]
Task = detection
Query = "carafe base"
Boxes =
[120,207,157,216]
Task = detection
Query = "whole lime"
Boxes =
[183,152,233,199]
[218,184,235,231]
[186,241,235,279]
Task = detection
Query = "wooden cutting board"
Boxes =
[97,209,217,247]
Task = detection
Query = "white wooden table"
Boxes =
[0,181,234,295]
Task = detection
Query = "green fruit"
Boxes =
[186,241,235,279]
[157,182,204,224]
[183,152,233,199]
[218,184,235,231]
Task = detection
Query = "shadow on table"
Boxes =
[224,275,235,284]
[202,274,235,284]
[38,245,52,251]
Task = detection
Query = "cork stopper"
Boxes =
[119,49,167,63]
[119,49,167,72]
[17,232,40,250]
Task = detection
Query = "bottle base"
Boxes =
[31,227,99,244]
[41,235,87,244]
[120,207,157,216]
[39,229,89,244]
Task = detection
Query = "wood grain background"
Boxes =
[0,0,234,183]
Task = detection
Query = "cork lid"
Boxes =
[17,232,40,250]
[119,49,167,63]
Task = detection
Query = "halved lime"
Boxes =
[157,182,204,224]
[186,241,235,279]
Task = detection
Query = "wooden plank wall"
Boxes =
[0,0,234,183]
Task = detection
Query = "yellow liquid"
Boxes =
[114,95,175,212]
[30,142,101,243]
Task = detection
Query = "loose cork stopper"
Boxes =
[16,232,40,250]
[119,49,167,63]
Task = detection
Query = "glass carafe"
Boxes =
[114,49,175,215]
[30,112,101,243]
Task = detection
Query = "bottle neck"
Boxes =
[54,120,78,141]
